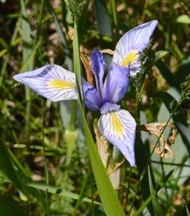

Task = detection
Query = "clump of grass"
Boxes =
[0,0,190,215]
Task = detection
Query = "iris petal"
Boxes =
[100,102,120,115]
[13,64,78,102]
[91,49,105,97]
[98,109,136,166]
[103,62,130,103]
[83,80,103,111]
[120,50,139,67]
[113,20,158,76]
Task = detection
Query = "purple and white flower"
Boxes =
[13,20,158,166]
[113,20,158,76]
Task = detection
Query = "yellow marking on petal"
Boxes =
[47,79,75,89]
[110,112,123,136]
[121,50,139,67]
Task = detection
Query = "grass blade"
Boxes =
[148,166,165,216]
[73,21,125,216]
[0,138,27,199]
[94,0,113,48]
[20,0,34,139]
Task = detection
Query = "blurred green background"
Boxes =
[0,0,190,215]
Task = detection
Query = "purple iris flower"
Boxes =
[83,49,136,166]
[13,20,158,166]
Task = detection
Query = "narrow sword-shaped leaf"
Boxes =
[73,22,125,216]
